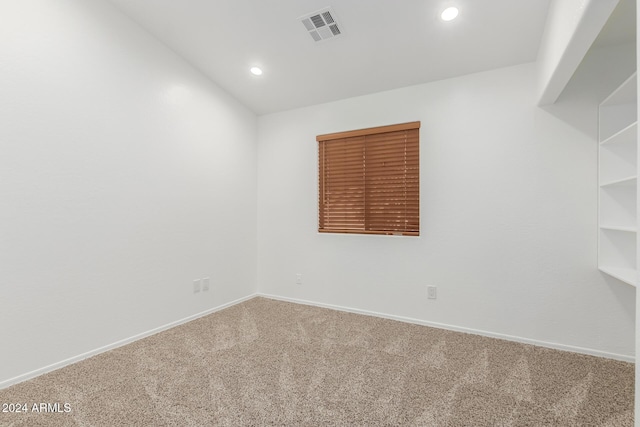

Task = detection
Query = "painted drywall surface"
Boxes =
[538,0,589,97]
[0,0,257,384]
[257,52,635,358]
[537,0,619,105]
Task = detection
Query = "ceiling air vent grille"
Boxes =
[299,7,342,42]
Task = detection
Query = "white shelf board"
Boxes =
[599,225,638,232]
[598,266,638,287]
[600,175,637,187]
[600,121,637,145]
[600,72,638,107]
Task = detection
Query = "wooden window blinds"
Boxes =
[317,121,420,236]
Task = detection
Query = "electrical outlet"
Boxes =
[193,279,201,293]
[296,273,302,285]
[427,286,437,299]
[202,277,210,291]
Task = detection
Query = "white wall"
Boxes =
[0,0,257,386]
[257,47,636,359]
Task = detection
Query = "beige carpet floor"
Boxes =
[0,297,634,426]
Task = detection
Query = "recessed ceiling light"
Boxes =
[441,7,459,21]
[250,66,263,76]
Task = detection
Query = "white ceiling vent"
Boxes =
[299,7,342,42]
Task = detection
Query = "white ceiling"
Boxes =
[107,0,556,115]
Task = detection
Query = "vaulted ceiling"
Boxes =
[107,0,633,115]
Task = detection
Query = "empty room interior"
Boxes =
[1,0,639,425]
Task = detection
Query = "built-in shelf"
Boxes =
[599,73,637,141]
[598,267,637,287]
[598,71,637,287]
[600,122,637,146]
[599,128,637,184]
[599,185,636,229]
[601,73,637,106]
[600,225,638,232]
[600,176,637,187]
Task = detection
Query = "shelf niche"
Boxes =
[598,72,638,287]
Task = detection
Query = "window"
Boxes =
[317,121,420,236]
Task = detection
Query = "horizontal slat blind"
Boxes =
[318,122,420,236]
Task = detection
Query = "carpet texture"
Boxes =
[0,297,633,426]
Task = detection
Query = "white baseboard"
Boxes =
[2,291,632,391]
[0,293,258,390]
[258,293,635,364]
